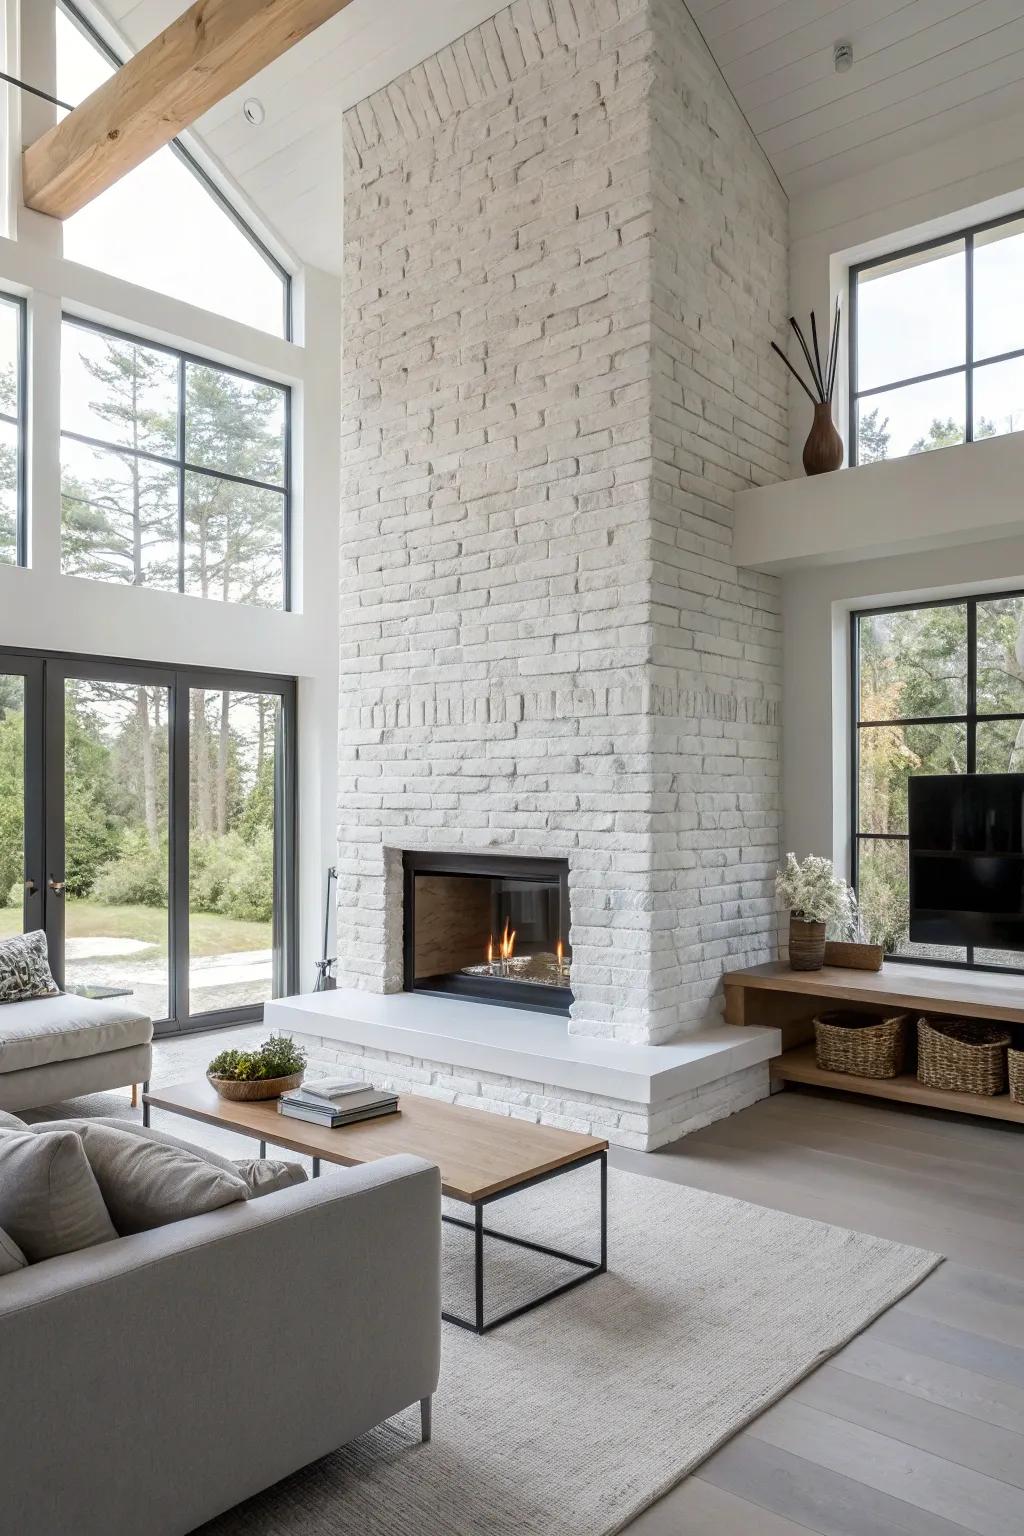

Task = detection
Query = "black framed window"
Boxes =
[58,1,292,339]
[852,590,1024,973]
[850,211,1024,466]
[0,645,296,1035]
[60,316,291,609]
[0,291,26,567]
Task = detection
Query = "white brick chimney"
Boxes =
[336,0,788,1049]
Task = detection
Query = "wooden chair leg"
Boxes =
[131,1083,138,1108]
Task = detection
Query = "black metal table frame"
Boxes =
[142,1088,606,1334]
[441,1148,607,1335]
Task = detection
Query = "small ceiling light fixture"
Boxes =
[242,97,265,126]
[834,41,853,74]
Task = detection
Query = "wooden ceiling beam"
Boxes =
[23,0,355,220]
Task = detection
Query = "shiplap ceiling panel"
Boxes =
[85,0,1024,264]
[87,0,512,272]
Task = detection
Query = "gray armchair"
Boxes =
[0,1154,441,1536]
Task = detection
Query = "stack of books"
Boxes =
[278,1078,399,1127]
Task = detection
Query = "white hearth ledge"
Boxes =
[265,990,780,1108]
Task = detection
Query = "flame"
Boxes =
[556,940,564,966]
[488,919,516,963]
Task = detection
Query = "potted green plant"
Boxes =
[206,1035,307,1102]
[775,853,848,971]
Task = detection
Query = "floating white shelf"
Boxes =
[734,432,1024,574]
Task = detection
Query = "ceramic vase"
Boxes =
[802,402,844,475]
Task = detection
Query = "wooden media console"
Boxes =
[724,960,1024,1126]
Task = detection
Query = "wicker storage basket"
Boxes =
[916,1017,1010,1097]
[1009,1047,1024,1105]
[814,1010,908,1079]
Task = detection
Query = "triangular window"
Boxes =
[55,5,290,337]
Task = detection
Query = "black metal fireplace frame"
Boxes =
[402,850,573,1015]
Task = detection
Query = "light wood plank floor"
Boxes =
[612,1085,1024,1536]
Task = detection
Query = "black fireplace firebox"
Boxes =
[402,851,572,1014]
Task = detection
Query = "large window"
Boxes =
[853,592,1024,972]
[0,648,295,1031]
[0,292,26,565]
[56,3,290,337]
[850,212,1024,465]
[60,318,290,608]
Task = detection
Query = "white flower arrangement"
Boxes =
[775,853,849,926]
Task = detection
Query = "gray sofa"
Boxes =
[0,992,153,1111]
[0,1153,442,1536]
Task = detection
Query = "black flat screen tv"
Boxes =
[908,773,1024,950]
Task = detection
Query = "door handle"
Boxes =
[47,878,66,895]
[24,879,37,896]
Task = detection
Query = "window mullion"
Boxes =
[177,357,186,594]
[966,230,974,443]
[29,292,63,575]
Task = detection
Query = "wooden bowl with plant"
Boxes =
[206,1035,307,1101]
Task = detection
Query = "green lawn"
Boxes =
[0,901,269,957]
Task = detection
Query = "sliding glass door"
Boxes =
[0,658,43,940]
[187,685,285,1015]
[47,664,173,1020]
[0,647,295,1034]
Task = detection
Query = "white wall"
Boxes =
[782,534,1024,877]
[0,1,341,995]
[787,106,1024,475]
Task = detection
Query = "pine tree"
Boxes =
[857,406,891,463]
[61,337,178,588]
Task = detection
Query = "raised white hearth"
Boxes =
[265,990,781,1151]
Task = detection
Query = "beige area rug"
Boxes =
[30,1046,941,1536]
[182,1160,941,1536]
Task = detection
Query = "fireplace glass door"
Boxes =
[403,853,571,1014]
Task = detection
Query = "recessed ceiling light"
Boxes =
[243,98,265,126]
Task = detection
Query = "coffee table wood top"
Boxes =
[144,1080,608,1202]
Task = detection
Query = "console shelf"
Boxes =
[724,960,1024,1126]
[770,1042,1024,1125]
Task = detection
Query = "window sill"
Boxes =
[734,430,1024,573]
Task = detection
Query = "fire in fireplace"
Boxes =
[402,852,572,1014]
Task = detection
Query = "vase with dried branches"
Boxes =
[772,303,843,475]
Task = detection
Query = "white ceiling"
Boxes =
[99,0,511,272]
[689,0,1024,201]
[95,0,1024,272]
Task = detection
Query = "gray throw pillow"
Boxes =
[0,930,59,1004]
[0,1110,28,1131]
[232,1157,308,1198]
[94,1117,308,1199]
[0,1128,117,1261]
[36,1119,248,1235]
[0,1223,27,1276]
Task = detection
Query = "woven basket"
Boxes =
[207,1071,303,1102]
[1009,1047,1024,1105]
[822,941,884,973]
[789,917,826,971]
[814,1010,908,1079]
[916,1017,1010,1097]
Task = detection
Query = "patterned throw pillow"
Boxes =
[0,931,60,1005]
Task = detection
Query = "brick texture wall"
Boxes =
[339,0,787,1045]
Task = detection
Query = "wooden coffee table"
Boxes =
[144,1080,608,1334]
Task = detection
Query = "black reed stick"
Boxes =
[771,341,819,406]
[826,298,841,403]
[810,311,825,400]
[789,317,824,402]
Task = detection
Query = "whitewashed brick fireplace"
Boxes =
[272,0,788,1149]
